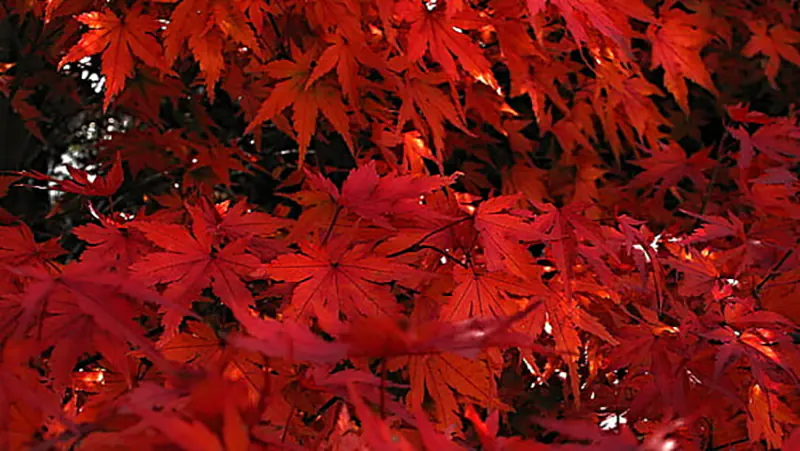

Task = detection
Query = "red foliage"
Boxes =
[1,0,800,450]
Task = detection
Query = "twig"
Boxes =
[387,216,471,258]
[380,359,387,419]
[321,205,342,245]
[759,278,800,289]
[415,244,468,268]
[753,249,794,299]
[281,406,295,443]
[708,437,748,450]
[696,129,730,223]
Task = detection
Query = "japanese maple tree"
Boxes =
[1,0,800,449]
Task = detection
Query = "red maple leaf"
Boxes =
[647,9,718,113]
[395,68,473,153]
[10,261,186,374]
[72,205,151,270]
[162,0,263,100]
[399,1,498,89]
[130,219,260,334]
[470,194,538,279]
[185,198,289,246]
[527,0,653,51]
[245,47,353,164]
[629,142,714,205]
[729,115,800,168]
[667,248,723,298]
[0,222,65,269]
[59,7,171,110]
[21,153,124,197]
[742,20,800,88]
[531,201,618,298]
[440,266,535,321]
[309,160,460,229]
[255,237,424,329]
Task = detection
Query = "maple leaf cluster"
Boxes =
[1,0,800,450]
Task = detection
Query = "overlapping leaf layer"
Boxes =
[1,0,800,449]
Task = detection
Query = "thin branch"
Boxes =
[753,249,794,299]
[321,205,342,245]
[416,244,469,268]
[708,437,748,450]
[387,216,471,258]
[379,359,387,419]
[281,406,295,443]
[696,129,730,222]
[759,278,800,289]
